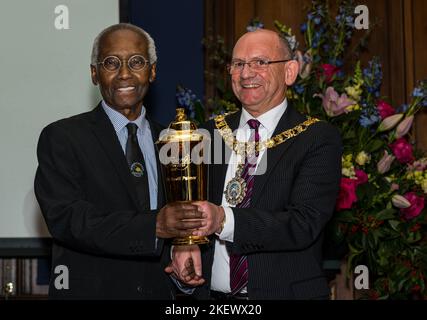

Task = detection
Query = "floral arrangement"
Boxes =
[176,0,427,299]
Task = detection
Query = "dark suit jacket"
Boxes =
[34,104,174,299]
[197,104,342,300]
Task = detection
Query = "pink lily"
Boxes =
[378,114,404,132]
[377,150,395,174]
[395,115,414,139]
[314,87,356,117]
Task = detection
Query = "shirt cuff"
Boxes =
[170,245,174,259]
[216,206,234,242]
[170,275,196,295]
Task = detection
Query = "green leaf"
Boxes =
[366,139,384,153]
[367,233,377,249]
[362,233,367,249]
[395,266,410,278]
[388,220,401,231]
[406,231,422,244]
[376,208,397,220]
[343,130,356,140]
[371,229,380,247]
[334,210,357,223]
[348,243,364,254]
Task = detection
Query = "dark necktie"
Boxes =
[229,119,260,295]
[126,123,150,210]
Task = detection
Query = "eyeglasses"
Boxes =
[227,58,291,74]
[96,55,149,72]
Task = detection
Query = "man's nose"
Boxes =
[240,63,256,78]
[117,62,132,79]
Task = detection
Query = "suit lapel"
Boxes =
[88,104,140,207]
[251,105,306,206]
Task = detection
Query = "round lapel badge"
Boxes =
[130,162,144,177]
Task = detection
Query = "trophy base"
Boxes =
[172,236,210,246]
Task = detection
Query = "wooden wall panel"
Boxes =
[367,0,392,98]
[204,0,427,151]
[253,0,311,46]
[412,0,427,151]
[204,0,237,101]
[388,0,406,108]
[234,0,255,41]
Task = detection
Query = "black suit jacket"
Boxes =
[34,104,173,299]
[197,104,342,299]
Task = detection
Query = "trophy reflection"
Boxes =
[157,108,209,245]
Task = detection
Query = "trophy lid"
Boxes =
[157,108,204,143]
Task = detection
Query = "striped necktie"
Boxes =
[229,119,260,295]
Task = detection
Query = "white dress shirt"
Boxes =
[210,98,288,293]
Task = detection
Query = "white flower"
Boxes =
[355,151,371,166]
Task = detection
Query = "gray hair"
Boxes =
[91,23,157,65]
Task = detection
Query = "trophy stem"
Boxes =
[172,236,210,245]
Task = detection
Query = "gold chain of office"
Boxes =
[214,114,320,158]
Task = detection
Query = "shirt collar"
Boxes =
[239,98,288,134]
[101,100,147,133]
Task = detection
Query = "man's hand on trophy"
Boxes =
[165,245,205,286]
[191,201,225,236]
[156,203,206,238]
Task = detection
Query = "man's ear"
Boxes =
[90,65,98,85]
[149,63,157,83]
[284,60,299,86]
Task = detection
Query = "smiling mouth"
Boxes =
[116,86,135,92]
[241,83,261,89]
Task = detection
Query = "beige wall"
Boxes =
[0,0,119,238]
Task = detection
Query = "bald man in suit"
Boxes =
[167,29,342,300]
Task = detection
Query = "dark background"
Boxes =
[124,0,205,126]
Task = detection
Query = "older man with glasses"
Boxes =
[34,23,205,299]
[168,29,343,300]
